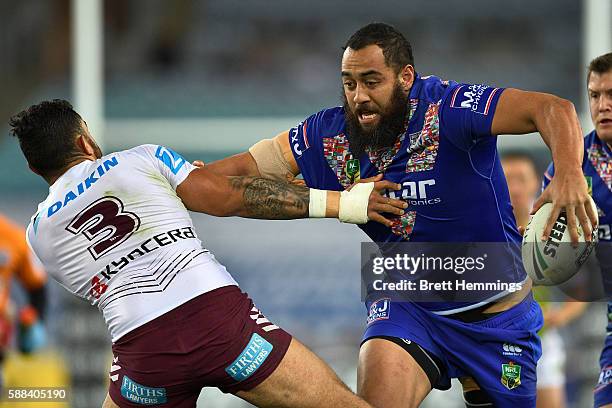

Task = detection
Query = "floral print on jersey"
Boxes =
[390,211,417,241]
[406,101,441,173]
[323,133,354,189]
[588,142,612,190]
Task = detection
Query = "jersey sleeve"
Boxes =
[135,145,196,190]
[542,162,554,191]
[16,225,47,291]
[287,108,345,189]
[440,84,505,150]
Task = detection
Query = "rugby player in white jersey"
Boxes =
[9,99,406,408]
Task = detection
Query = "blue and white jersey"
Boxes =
[289,74,525,313]
[543,131,612,293]
[543,130,612,242]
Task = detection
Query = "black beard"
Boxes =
[344,84,408,159]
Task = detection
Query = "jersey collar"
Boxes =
[48,160,94,192]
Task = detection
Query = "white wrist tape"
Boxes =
[308,189,328,218]
[339,182,374,224]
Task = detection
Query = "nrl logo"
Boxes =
[345,159,360,183]
[501,362,521,390]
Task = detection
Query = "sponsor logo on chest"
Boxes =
[385,179,441,206]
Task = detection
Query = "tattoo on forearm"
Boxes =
[229,176,310,219]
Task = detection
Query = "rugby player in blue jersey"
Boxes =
[543,52,612,408]
[207,23,597,407]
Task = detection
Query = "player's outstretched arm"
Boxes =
[204,150,262,177]
[206,131,299,181]
[491,89,597,243]
[176,166,406,225]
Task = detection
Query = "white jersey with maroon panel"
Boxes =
[26,144,237,341]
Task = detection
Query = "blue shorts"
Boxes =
[594,302,612,408]
[363,295,543,407]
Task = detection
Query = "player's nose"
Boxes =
[600,95,612,112]
[353,84,370,104]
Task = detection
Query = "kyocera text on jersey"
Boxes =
[46,157,120,218]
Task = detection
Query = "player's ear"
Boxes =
[76,134,95,157]
[28,163,41,176]
[399,65,415,92]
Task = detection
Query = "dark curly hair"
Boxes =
[344,23,415,73]
[9,99,84,177]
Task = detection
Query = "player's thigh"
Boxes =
[236,338,371,408]
[536,387,565,408]
[357,338,431,408]
[102,393,119,408]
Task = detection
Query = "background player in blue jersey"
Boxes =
[207,23,597,408]
[502,153,587,408]
[543,52,612,408]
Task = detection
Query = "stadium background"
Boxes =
[0,0,610,406]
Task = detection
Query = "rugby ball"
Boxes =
[522,198,599,286]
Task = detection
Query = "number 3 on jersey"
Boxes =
[66,196,140,260]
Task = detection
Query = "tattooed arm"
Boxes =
[176,166,405,224]
[227,176,313,219]
[177,166,332,219]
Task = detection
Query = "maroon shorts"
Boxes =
[108,285,292,407]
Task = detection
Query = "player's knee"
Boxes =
[460,377,493,407]
[273,338,350,393]
[102,393,119,408]
[463,390,494,407]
